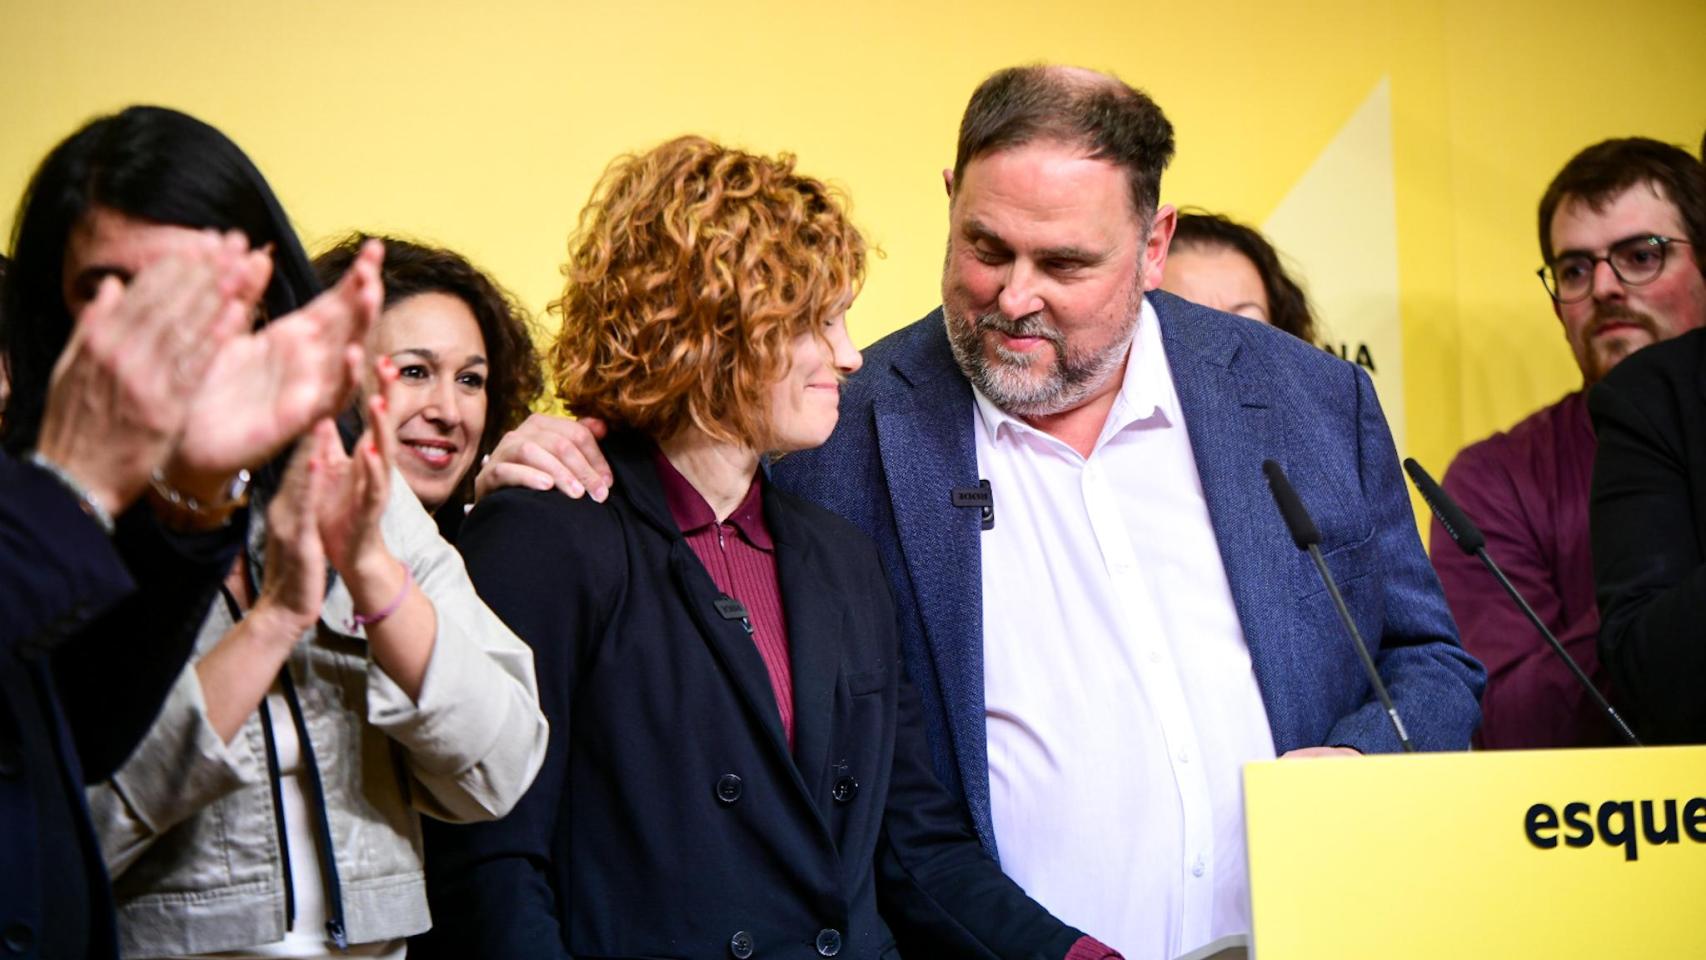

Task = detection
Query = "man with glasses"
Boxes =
[1430,137,1706,749]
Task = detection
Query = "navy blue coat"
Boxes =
[772,293,1486,856]
[415,433,1091,960]
[0,451,243,959]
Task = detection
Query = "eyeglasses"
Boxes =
[1538,235,1693,303]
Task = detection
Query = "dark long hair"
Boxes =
[0,105,322,454]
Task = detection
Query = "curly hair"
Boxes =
[1171,210,1318,344]
[314,234,543,475]
[549,135,866,449]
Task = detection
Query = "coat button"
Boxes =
[716,773,743,804]
[1,923,35,953]
[729,929,754,958]
[815,927,842,956]
[831,775,859,803]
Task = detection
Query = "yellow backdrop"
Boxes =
[3,0,1703,527]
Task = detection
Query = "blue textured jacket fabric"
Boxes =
[772,290,1485,856]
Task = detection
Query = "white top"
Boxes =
[180,689,404,960]
[975,299,1277,960]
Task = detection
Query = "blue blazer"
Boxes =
[0,452,244,959]
[773,291,1485,854]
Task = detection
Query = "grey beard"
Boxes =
[943,305,1136,418]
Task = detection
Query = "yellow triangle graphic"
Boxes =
[1263,77,1404,451]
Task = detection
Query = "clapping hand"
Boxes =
[318,358,402,584]
[254,420,336,637]
[35,231,264,517]
[165,239,386,503]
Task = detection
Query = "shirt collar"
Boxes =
[652,448,775,551]
[970,296,1173,451]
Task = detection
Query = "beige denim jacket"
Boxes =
[86,473,548,957]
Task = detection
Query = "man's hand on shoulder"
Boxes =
[475,414,612,503]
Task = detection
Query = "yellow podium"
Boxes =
[1243,746,1706,958]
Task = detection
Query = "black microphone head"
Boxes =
[1262,459,1321,550]
[1402,458,1486,554]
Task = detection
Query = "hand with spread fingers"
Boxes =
[33,231,262,519]
[166,238,386,503]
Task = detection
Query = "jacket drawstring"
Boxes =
[218,578,350,951]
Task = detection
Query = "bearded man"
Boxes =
[770,65,1481,959]
[1431,138,1706,749]
[476,65,1483,960]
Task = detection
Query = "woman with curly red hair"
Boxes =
[413,136,1118,960]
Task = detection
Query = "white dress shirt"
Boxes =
[975,299,1276,960]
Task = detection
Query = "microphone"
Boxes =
[1403,457,1641,746]
[1262,459,1415,753]
[951,480,995,531]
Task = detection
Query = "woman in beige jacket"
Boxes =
[69,106,547,960]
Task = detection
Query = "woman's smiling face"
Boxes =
[370,291,489,511]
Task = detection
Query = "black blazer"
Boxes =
[1,451,243,959]
[1589,327,1706,742]
[415,433,1088,960]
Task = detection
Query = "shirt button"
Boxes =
[729,930,754,959]
[816,928,843,956]
[1192,859,1206,878]
[1148,650,1162,664]
[1177,748,1190,764]
[715,773,743,804]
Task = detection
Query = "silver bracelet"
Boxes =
[147,467,250,518]
[25,451,116,535]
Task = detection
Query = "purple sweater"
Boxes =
[1429,391,1620,748]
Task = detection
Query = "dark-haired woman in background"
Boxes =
[0,105,550,960]
[315,235,542,537]
[414,135,1117,960]
[1162,210,1318,344]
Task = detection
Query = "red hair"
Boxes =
[549,136,865,447]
